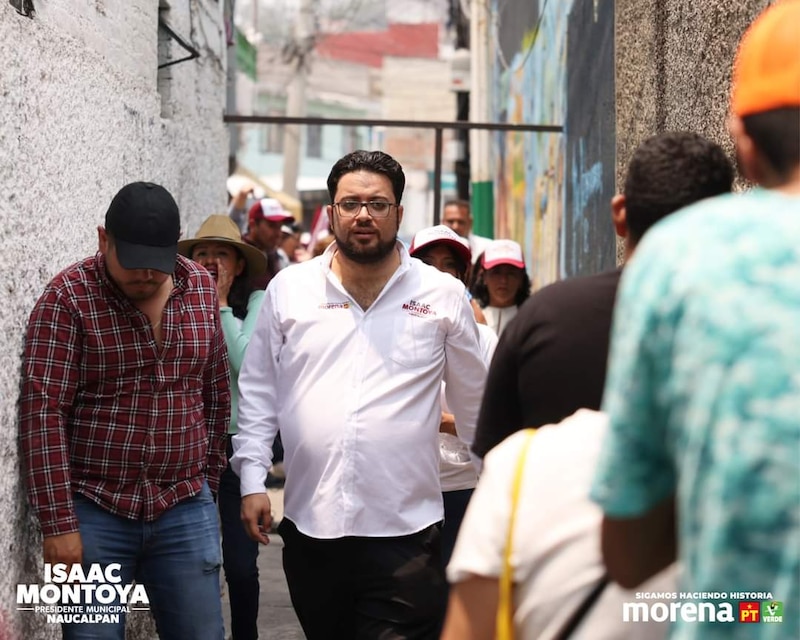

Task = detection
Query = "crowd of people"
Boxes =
[16,2,799,639]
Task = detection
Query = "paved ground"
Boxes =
[221,488,305,639]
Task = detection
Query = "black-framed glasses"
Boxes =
[333,200,397,218]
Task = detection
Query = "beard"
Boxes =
[333,222,398,264]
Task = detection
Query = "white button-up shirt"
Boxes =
[232,242,487,539]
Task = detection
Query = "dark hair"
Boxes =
[327,150,406,204]
[468,251,485,292]
[624,131,734,244]
[742,107,800,182]
[223,247,255,320]
[413,245,469,283]
[471,265,531,308]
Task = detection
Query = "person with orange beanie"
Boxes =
[591,3,800,638]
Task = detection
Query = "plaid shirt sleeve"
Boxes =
[203,301,231,495]
[19,286,82,537]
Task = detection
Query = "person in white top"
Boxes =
[441,199,492,263]
[408,225,498,569]
[442,410,677,640]
[472,239,531,336]
[231,150,488,640]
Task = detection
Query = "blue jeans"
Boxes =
[218,437,260,639]
[64,482,224,640]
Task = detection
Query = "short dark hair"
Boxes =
[742,107,800,182]
[624,132,734,244]
[327,150,406,204]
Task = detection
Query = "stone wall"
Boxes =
[0,2,227,638]
[614,0,770,192]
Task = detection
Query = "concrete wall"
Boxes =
[614,0,770,193]
[0,1,227,638]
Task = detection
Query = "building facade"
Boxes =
[1,2,228,638]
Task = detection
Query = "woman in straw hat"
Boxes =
[178,215,267,640]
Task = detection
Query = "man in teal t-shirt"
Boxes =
[591,3,800,639]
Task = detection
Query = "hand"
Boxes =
[232,185,254,210]
[439,412,457,436]
[241,493,272,545]
[215,258,233,307]
[43,532,83,568]
[471,299,487,325]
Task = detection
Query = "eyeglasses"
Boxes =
[333,200,397,218]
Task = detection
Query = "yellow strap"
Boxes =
[496,429,537,640]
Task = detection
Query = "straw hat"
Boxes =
[178,215,268,278]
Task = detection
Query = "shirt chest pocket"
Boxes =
[389,315,441,368]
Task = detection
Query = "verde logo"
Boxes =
[762,601,783,623]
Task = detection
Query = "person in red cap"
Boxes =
[591,3,800,637]
[243,197,295,289]
[471,239,531,336]
[19,182,230,639]
[408,225,498,570]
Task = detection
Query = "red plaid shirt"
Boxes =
[20,253,231,537]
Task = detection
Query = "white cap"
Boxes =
[409,225,472,266]
[482,239,525,270]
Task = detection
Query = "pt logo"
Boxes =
[738,601,760,623]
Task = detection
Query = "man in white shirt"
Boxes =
[441,199,492,262]
[231,150,488,639]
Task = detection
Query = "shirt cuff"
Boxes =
[40,515,81,538]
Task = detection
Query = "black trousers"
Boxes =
[279,518,447,640]
[218,438,260,640]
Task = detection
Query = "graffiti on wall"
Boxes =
[563,0,616,277]
[492,0,615,287]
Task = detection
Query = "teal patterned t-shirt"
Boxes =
[591,189,800,639]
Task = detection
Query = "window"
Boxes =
[306,123,322,158]
[342,125,362,154]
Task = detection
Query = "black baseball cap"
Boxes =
[105,182,181,273]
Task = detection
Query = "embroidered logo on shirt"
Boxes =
[402,299,438,317]
[319,302,350,310]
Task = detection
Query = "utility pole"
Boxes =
[282,0,315,198]
[469,0,494,238]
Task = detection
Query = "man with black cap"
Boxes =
[19,181,230,639]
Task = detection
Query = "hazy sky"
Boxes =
[236,0,449,35]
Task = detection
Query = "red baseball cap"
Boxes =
[248,198,295,225]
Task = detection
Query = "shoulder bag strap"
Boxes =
[496,428,538,640]
[551,573,610,640]
[495,426,610,640]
